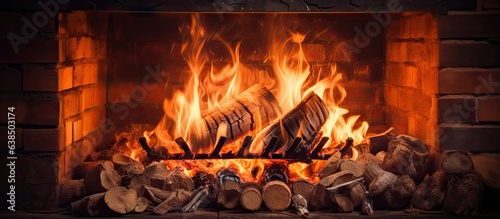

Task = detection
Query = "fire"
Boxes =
[132,14,369,182]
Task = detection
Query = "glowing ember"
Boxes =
[129,14,369,182]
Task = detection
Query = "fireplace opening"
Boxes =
[3,5,500,218]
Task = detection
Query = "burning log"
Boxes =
[411,169,449,210]
[443,173,483,216]
[153,189,193,215]
[291,195,309,217]
[239,183,262,211]
[84,162,121,194]
[292,179,314,203]
[262,164,292,211]
[194,84,282,150]
[251,92,329,159]
[181,186,209,212]
[60,179,86,207]
[441,150,474,174]
[310,171,353,211]
[382,135,430,183]
[217,169,242,209]
[104,186,138,214]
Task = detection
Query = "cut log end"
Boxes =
[262,180,292,211]
[240,184,262,211]
[104,186,138,214]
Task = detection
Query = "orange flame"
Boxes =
[133,14,369,182]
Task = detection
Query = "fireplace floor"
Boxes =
[3,209,499,218]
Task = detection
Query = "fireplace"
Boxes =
[1,0,499,217]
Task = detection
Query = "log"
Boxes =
[310,171,353,211]
[250,92,329,157]
[292,180,314,203]
[382,135,430,183]
[471,153,500,188]
[411,170,449,210]
[441,150,474,174]
[188,84,282,151]
[86,192,114,216]
[262,180,292,211]
[317,151,341,179]
[240,183,262,211]
[133,197,149,213]
[84,162,121,194]
[291,195,309,217]
[73,161,113,179]
[153,189,193,215]
[165,167,195,191]
[60,179,86,207]
[443,173,483,216]
[192,171,218,208]
[374,175,416,209]
[104,186,138,214]
[128,173,151,191]
[217,169,242,209]
[142,185,173,204]
[367,127,398,154]
[145,161,170,189]
[339,160,364,178]
[331,193,354,212]
[71,192,106,216]
[111,153,145,177]
[348,181,367,207]
[181,187,209,212]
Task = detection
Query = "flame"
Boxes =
[126,14,370,182]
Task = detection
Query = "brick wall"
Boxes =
[384,12,439,153]
[437,2,500,152]
[106,13,385,134]
[0,11,108,209]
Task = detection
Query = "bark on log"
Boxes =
[443,173,483,216]
[250,92,329,157]
[73,161,113,179]
[187,84,282,151]
[153,189,193,215]
[339,160,364,178]
[84,162,121,194]
[292,180,314,203]
[86,192,114,216]
[291,195,309,217]
[142,185,173,204]
[181,186,209,212]
[411,170,449,210]
[217,169,242,209]
[331,193,354,212]
[71,193,106,216]
[373,175,416,209]
[111,153,145,177]
[240,183,262,211]
[382,135,430,183]
[262,180,292,211]
[104,186,138,214]
[367,127,398,154]
[310,171,353,211]
[348,181,367,207]
[192,171,218,208]
[60,179,86,207]
[442,150,474,174]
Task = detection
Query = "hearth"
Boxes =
[1,0,499,218]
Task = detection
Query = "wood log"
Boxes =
[310,171,353,211]
[104,186,138,214]
[165,167,195,191]
[250,92,329,157]
[145,161,170,189]
[262,180,292,211]
[331,193,354,212]
[84,162,121,194]
[181,187,209,212]
[86,149,116,162]
[128,173,151,191]
[192,171,218,208]
[142,185,173,204]
[411,170,449,210]
[240,183,262,211]
[441,150,474,174]
[291,195,309,217]
[339,159,364,178]
[217,169,242,209]
[443,173,483,216]
[382,135,430,183]
[111,153,145,177]
[317,151,341,179]
[292,179,314,203]
[153,189,193,215]
[71,192,106,216]
[86,192,115,216]
[73,161,113,179]
[348,181,367,207]
[471,153,500,188]
[60,179,86,207]
[374,175,416,209]
[367,127,398,154]
[188,84,282,151]
[133,197,149,213]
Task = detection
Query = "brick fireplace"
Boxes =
[0,0,499,214]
